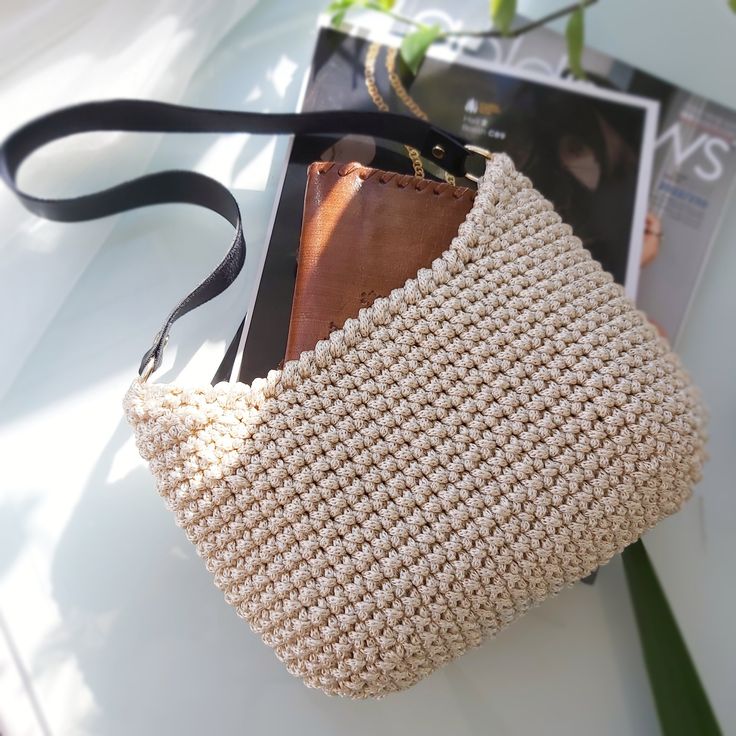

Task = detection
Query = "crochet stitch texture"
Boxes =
[124,155,706,698]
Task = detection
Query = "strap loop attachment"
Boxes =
[0,99,479,379]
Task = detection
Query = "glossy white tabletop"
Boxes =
[0,1,733,734]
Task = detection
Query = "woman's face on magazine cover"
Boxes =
[558,133,601,190]
[499,91,641,283]
[557,111,637,192]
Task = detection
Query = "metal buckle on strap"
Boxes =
[464,144,493,183]
[139,358,156,383]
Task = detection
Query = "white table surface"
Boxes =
[0,1,734,734]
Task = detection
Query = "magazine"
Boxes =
[387,1,736,343]
[218,21,659,383]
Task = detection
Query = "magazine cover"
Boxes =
[386,1,736,342]
[219,22,658,384]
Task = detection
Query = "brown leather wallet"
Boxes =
[284,161,475,362]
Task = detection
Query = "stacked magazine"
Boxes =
[215,17,736,384]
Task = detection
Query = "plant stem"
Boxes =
[352,0,598,41]
[378,8,424,30]
[441,0,598,39]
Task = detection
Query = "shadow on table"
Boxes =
[41,421,303,734]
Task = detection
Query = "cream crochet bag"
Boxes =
[2,101,706,699]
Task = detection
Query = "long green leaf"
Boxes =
[400,24,442,75]
[327,0,355,12]
[327,0,355,27]
[565,6,585,79]
[490,0,516,35]
[730,0,736,13]
[622,541,722,736]
[330,9,347,26]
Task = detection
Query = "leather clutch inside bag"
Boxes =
[284,161,476,361]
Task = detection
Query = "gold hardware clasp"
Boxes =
[464,144,493,183]
[139,358,156,383]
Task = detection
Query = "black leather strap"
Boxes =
[0,99,474,376]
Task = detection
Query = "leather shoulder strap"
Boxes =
[0,99,477,376]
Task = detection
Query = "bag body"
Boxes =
[124,153,706,698]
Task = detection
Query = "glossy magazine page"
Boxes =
[387,2,736,343]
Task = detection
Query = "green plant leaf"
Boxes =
[730,0,736,12]
[622,541,723,736]
[327,0,355,27]
[327,0,354,11]
[565,6,586,79]
[330,9,347,26]
[400,24,442,75]
[328,0,394,25]
[490,0,516,35]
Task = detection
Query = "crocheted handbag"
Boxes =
[1,101,706,699]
